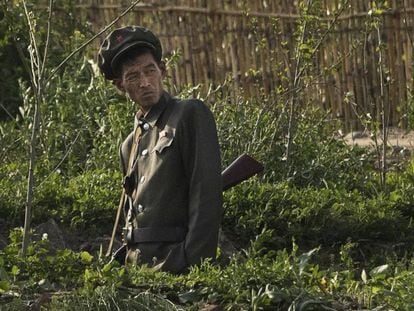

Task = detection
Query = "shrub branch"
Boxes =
[20,0,141,257]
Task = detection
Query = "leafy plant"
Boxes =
[223,180,414,255]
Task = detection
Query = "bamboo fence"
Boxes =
[59,0,414,130]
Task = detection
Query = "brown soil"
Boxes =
[343,128,414,152]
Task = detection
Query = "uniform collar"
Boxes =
[134,91,171,130]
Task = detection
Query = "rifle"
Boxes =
[106,153,264,258]
[221,154,264,191]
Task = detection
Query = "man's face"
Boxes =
[119,52,165,112]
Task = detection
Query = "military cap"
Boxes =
[98,26,162,80]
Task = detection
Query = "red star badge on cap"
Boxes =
[116,35,123,43]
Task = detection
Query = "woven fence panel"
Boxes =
[65,0,414,130]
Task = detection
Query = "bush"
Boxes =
[0,162,27,225]
[3,229,414,310]
[210,88,376,191]
[0,164,121,237]
[223,180,414,256]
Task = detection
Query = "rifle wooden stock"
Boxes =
[107,153,263,257]
[222,154,264,191]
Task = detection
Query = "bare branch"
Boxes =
[40,0,54,80]
[296,0,349,79]
[0,103,16,120]
[22,2,41,85]
[19,0,141,256]
[47,0,141,83]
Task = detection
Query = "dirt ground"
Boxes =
[343,128,414,152]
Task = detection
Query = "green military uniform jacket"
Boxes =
[120,91,222,274]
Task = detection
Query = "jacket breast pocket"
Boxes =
[153,131,174,154]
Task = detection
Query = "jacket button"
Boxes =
[143,123,150,131]
[140,176,146,184]
[141,149,148,156]
[138,204,144,213]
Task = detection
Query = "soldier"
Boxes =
[98,26,222,274]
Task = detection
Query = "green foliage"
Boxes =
[62,169,121,234]
[0,228,86,292]
[0,164,121,235]
[10,56,133,174]
[285,108,375,190]
[2,226,414,310]
[0,162,27,224]
[0,0,91,121]
[48,286,181,311]
[0,0,133,175]
[223,180,414,254]
[210,86,376,190]
[114,241,414,310]
[0,2,25,121]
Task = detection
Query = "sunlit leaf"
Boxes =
[299,248,319,275]
[102,263,112,273]
[0,280,10,293]
[80,251,93,264]
[11,265,20,276]
[371,264,388,275]
[361,269,367,284]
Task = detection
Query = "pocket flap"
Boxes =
[153,131,174,153]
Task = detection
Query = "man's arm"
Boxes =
[161,99,222,273]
